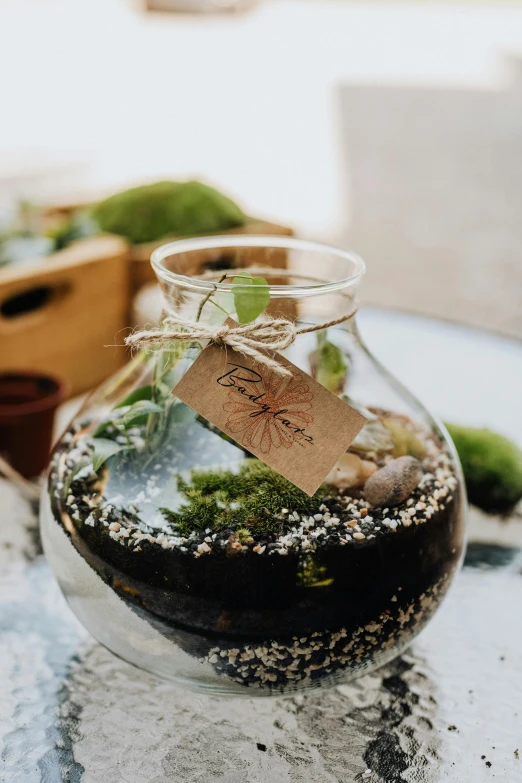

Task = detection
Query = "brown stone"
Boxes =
[363,456,423,508]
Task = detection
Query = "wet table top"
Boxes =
[1,308,521,783]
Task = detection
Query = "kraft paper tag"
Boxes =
[173,324,367,496]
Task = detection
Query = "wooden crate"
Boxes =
[129,219,294,295]
[0,236,130,397]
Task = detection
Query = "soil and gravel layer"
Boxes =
[48,412,463,692]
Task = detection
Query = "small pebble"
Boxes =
[364,456,423,508]
[325,453,377,489]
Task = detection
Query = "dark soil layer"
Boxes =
[48,419,464,690]
[52,491,462,689]
[60,496,461,640]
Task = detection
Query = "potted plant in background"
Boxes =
[0,371,67,479]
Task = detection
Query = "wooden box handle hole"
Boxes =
[0,283,71,320]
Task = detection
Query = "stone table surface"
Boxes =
[1,309,522,782]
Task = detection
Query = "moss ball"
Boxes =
[92,180,246,244]
[446,424,522,514]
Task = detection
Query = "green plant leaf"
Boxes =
[341,395,395,454]
[351,418,395,453]
[115,385,153,408]
[232,274,270,324]
[156,380,173,400]
[93,387,158,436]
[382,417,427,459]
[207,289,234,324]
[314,331,349,393]
[123,400,163,427]
[63,457,92,498]
[168,401,196,425]
[92,438,129,472]
[92,418,117,438]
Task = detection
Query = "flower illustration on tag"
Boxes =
[221,363,314,454]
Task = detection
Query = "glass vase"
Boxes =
[41,236,466,696]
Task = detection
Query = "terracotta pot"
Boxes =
[0,372,68,478]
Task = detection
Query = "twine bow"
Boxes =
[125,306,357,377]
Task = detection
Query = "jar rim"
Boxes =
[151,235,366,296]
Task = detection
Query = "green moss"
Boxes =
[298,558,333,588]
[161,490,223,535]
[446,424,522,514]
[92,180,246,244]
[160,460,323,538]
[233,461,316,516]
[187,469,236,497]
[236,528,254,544]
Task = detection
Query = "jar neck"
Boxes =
[158,270,360,328]
[151,236,365,328]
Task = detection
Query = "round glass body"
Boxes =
[41,237,466,696]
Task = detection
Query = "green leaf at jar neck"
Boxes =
[195,271,271,325]
[232,274,271,324]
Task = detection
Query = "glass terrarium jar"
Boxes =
[41,236,466,696]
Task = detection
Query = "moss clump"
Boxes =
[446,424,522,514]
[236,528,254,544]
[161,460,323,539]
[298,558,333,589]
[92,180,246,244]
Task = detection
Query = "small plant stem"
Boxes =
[196,273,228,322]
[122,423,132,449]
[195,272,253,322]
[208,299,230,317]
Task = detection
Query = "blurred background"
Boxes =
[2,0,522,328]
[1,0,522,493]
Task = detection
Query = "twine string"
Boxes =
[125,305,358,377]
